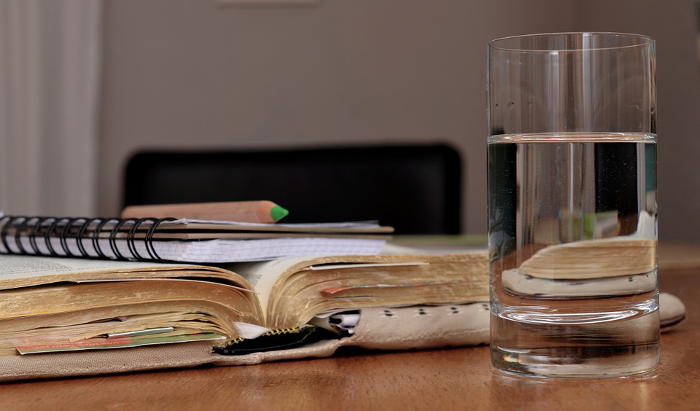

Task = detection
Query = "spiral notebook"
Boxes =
[0,214,392,263]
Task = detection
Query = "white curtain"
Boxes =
[0,0,101,216]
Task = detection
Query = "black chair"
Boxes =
[124,144,462,234]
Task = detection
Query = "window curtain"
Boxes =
[0,0,101,216]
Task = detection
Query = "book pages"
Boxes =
[0,255,175,281]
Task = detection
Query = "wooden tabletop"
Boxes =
[0,248,698,410]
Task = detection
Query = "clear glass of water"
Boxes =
[487,33,658,378]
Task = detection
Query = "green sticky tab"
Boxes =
[270,206,289,221]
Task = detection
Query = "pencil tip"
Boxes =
[270,206,289,221]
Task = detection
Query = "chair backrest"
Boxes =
[124,144,462,234]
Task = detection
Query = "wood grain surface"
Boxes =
[0,254,697,410]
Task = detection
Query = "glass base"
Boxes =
[490,344,659,379]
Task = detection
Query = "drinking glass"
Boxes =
[487,32,658,378]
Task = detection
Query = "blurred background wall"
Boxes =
[91,0,700,240]
[98,0,579,235]
[576,0,700,242]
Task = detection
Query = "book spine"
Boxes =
[0,215,175,262]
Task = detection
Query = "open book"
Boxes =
[0,253,488,356]
[0,250,685,381]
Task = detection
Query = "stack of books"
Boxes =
[0,202,490,380]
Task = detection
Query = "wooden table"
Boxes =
[0,248,698,410]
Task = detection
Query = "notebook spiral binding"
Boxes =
[0,215,177,262]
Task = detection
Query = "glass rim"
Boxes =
[489,32,654,53]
